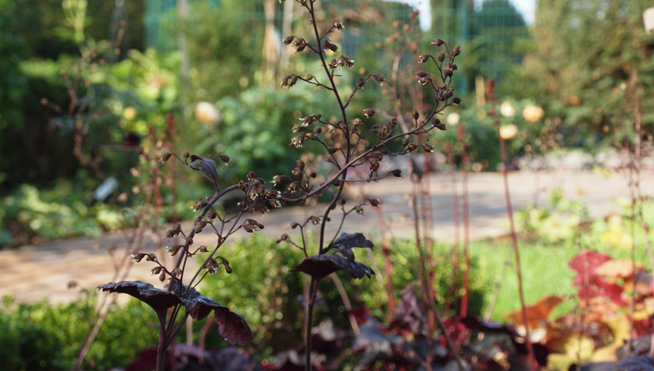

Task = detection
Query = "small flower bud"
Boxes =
[165,245,182,256]
[219,155,231,164]
[452,97,462,105]
[131,253,146,263]
[276,234,289,243]
[413,111,420,120]
[372,74,386,85]
[323,40,338,54]
[430,38,445,47]
[417,54,429,63]
[363,108,375,118]
[433,118,446,131]
[151,266,163,275]
[333,20,344,30]
[437,51,445,62]
[337,55,354,68]
[283,35,295,45]
[160,153,172,163]
[368,198,381,207]
[452,45,461,57]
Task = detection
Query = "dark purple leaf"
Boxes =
[329,232,374,261]
[188,155,220,182]
[461,316,549,367]
[262,350,325,371]
[210,347,252,371]
[213,307,253,347]
[127,345,251,371]
[126,347,171,371]
[98,281,181,313]
[185,290,253,347]
[352,317,403,353]
[292,254,375,280]
[390,286,428,335]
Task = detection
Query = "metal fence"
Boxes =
[144,0,530,93]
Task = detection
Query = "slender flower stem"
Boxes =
[305,277,318,370]
[459,126,471,318]
[156,313,168,371]
[488,80,537,369]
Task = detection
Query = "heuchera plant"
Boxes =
[99,1,461,370]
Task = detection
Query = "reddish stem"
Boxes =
[460,127,471,318]
[488,80,537,369]
[375,207,397,317]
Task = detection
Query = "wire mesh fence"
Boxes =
[144,0,531,93]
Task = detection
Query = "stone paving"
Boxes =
[1,170,652,304]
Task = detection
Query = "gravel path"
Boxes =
[1,169,652,304]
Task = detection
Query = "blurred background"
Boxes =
[2,0,652,247]
[2,1,654,370]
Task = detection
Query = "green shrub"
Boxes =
[516,187,589,244]
[0,295,157,371]
[195,85,335,182]
[198,234,489,359]
[0,180,124,244]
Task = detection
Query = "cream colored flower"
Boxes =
[499,124,518,140]
[446,112,460,126]
[500,101,515,117]
[195,102,221,125]
[523,105,544,123]
[123,107,137,120]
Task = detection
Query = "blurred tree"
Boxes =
[0,0,28,132]
[469,0,527,85]
[86,0,145,54]
[431,0,528,94]
[7,0,144,59]
[515,0,654,147]
[431,0,466,42]
[182,0,264,101]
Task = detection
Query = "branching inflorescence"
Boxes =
[99,1,461,370]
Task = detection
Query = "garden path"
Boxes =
[1,170,653,305]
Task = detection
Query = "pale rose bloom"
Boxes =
[523,104,544,123]
[499,124,518,140]
[195,101,221,125]
[500,101,515,117]
[446,112,460,126]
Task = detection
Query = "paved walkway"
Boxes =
[1,170,653,304]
